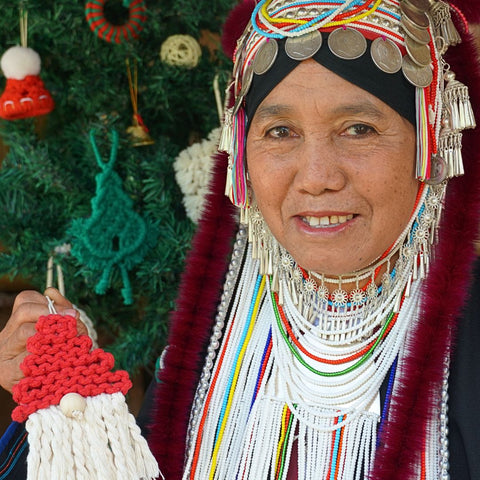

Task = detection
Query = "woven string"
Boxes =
[0,76,54,119]
[11,313,131,422]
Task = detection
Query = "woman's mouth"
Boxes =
[302,214,354,228]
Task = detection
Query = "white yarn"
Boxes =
[25,392,161,480]
[1,45,41,79]
[174,127,220,222]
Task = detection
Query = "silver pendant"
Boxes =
[370,37,402,74]
[425,155,448,185]
[405,35,432,67]
[240,62,254,96]
[402,55,433,87]
[253,39,279,76]
[285,30,323,61]
[233,63,254,114]
[328,27,367,60]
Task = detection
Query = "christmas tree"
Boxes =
[0,0,234,377]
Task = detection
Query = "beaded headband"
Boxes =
[219,0,476,208]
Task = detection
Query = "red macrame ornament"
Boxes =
[12,313,131,422]
[0,46,54,120]
[12,305,160,479]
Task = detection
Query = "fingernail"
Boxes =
[62,308,78,318]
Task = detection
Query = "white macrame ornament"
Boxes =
[174,127,220,222]
[11,299,162,480]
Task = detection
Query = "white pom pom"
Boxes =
[1,45,41,80]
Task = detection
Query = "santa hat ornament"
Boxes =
[11,297,161,480]
[0,10,54,120]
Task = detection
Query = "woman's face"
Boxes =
[246,60,419,276]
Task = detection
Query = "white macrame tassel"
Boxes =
[25,392,161,480]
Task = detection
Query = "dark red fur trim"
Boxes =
[221,0,256,59]
[450,0,480,25]
[370,33,480,480]
[148,151,237,479]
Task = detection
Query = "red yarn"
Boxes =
[0,75,54,120]
[11,314,131,423]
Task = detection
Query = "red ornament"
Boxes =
[12,313,131,423]
[85,0,147,44]
[0,46,54,120]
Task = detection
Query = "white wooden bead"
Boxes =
[59,392,87,418]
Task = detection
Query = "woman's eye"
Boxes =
[344,124,376,136]
[266,126,293,138]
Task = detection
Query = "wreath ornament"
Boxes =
[85,0,147,44]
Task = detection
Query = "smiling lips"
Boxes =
[302,214,354,227]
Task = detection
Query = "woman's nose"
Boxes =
[293,136,347,195]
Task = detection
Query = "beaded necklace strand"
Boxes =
[185,249,447,479]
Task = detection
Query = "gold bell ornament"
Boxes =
[126,58,154,146]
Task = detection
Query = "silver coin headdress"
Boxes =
[219,0,476,208]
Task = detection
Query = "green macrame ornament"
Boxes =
[69,129,158,305]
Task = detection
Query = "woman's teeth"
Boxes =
[303,214,353,227]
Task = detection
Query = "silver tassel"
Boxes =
[443,71,476,131]
[219,107,233,154]
[438,126,464,177]
[225,165,233,198]
[221,107,235,199]
[430,1,461,49]
[271,265,280,293]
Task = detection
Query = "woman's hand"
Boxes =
[0,287,86,394]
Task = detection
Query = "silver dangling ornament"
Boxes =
[443,70,476,131]
[429,1,462,52]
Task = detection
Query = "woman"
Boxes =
[1,0,480,479]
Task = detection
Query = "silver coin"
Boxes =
[233,94,244,115]
[239,62,254,97]
[403,0,430,13]
[400,2,430,28]
[253,39,279,76]
[233,62,254,114]
[401,15,431,44]
[425,155,447,185]
[328,27,367,60]
[405,35,432,67]
[370,37,402,74]
[402,55,433,87]
[285,30,323,61]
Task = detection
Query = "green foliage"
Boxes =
[0,0,234,374]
